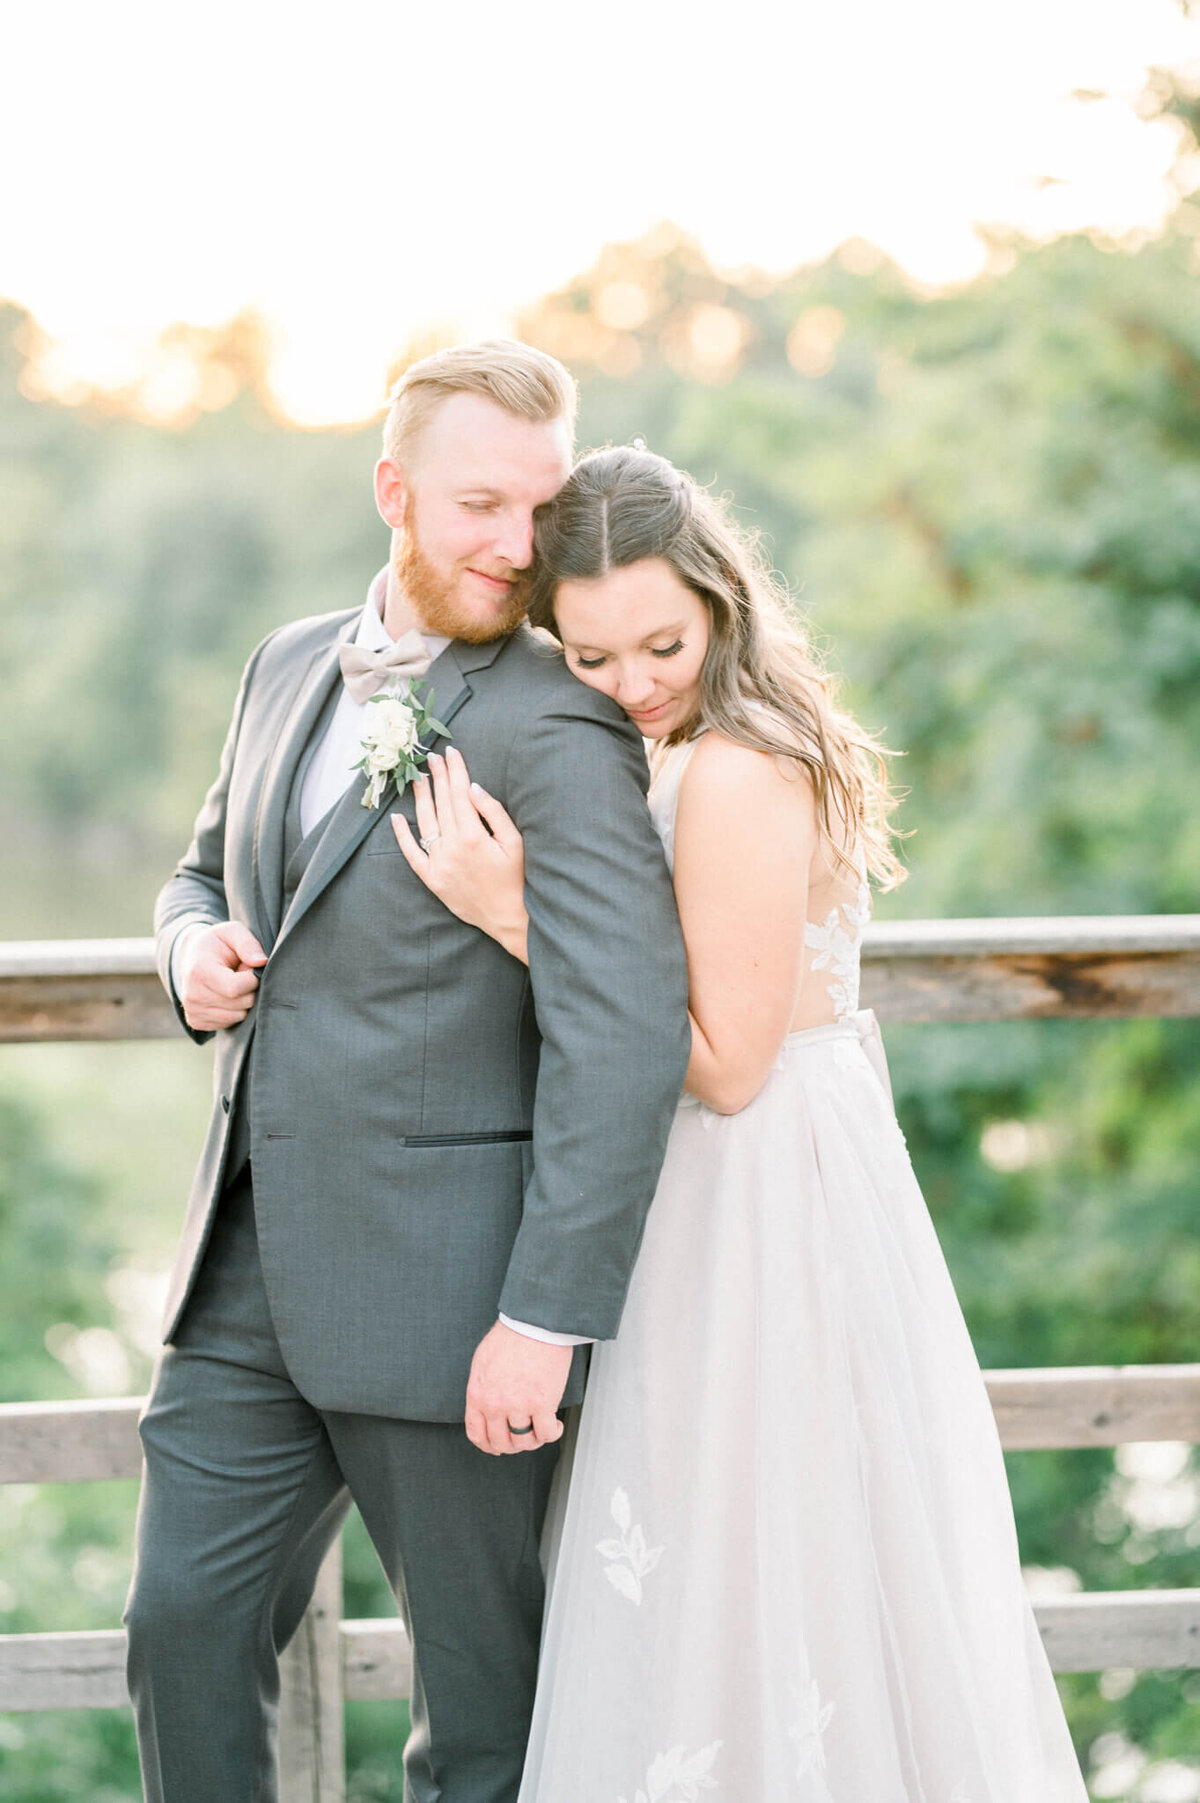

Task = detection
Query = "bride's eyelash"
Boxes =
[574,639,685,673]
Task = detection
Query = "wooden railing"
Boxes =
[3,915,1199,1040]
[2,917,1199,1800]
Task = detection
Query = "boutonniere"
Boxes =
[355,678,450,810]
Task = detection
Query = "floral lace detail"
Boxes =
[597,1488,664,1604]
[790,1675,837,1779]
[617,1741,721,1803]
[803,878,870,1020]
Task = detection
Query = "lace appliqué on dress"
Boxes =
[597,1488,664,1605]
[804,878,870,1021]
[617,1741,722,1803]
[789,1675,837,1780]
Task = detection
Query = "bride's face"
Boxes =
[554,557,710,739]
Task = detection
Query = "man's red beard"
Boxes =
[393,519,530,644]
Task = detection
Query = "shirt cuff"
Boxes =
[168,922,208,999]
[499,1313,595,1347]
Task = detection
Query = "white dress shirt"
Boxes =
[298,569,448,835]
[172,571,590,1349]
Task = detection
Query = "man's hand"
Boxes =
[178,921,268,1032]
[465,1321,571,1455]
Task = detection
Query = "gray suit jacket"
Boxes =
[154,606,690,1420]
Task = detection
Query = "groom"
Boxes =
[125,340,690,1803]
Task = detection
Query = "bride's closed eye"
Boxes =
[573,640,685,672]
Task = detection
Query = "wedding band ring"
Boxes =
[508,1422,535,1436]
[419,834,440,851]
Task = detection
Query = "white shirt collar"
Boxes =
[357,568,449,658]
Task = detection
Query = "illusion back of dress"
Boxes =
[647,733,870,1032]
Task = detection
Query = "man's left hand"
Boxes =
[465,1322,571,1455]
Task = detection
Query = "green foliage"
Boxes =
[0,1093,116,1404]
[0,1097,147,1796]
[3,175,1200,1795]
[0,1708,140,1803]
[0,303,382,886]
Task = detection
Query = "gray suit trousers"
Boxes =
[124,1168,559,1803]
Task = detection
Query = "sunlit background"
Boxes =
[3,0,1199,421]
[3,4,1200,1800]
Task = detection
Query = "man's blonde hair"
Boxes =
[382,339,577,467]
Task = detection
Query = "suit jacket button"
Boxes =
[221,1095,231,1113]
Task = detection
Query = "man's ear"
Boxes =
[375,457,410,530]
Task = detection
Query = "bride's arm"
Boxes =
[394,737,817,1116]
[672,735,815,1115]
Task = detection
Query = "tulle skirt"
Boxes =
[518,1013,1087,1802]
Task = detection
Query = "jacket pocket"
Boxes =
[400,1129,533,1148]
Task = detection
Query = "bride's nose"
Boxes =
[614,661,656,708]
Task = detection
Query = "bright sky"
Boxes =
[3,0,1198,423]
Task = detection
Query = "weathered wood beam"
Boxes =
[4,1586,1200,1712]
[987,1365,1200,1450]
[0,1552,346,1799]
[341,1617,414,1701]
[0,940,178,1042]
[864,915,1200,1022]
[0,1619,415,1713]
[0,1629,130,1710]
[279,1542,345,1803]
[1036,1589,1200,1673]
[1,918,1198,1041]
[3,1366,1200,1487]
[0,1398,143,1484]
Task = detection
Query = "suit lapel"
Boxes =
[252,612,358,947]
[270,635,499,956]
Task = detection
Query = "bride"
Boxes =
[392,446,1088,1800]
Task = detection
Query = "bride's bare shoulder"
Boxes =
[679,731,817,821]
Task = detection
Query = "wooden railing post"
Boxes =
[279,1539,345,1803]
[2,924,1200,1758]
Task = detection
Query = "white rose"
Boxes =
[371,697,420,755]
[368,722,401,757]
[365,742,398,776]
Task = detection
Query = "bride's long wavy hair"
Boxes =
[528,446,906,889]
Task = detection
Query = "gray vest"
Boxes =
[226,684,342,1180]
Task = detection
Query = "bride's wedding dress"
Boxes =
[518,737,1088,1802]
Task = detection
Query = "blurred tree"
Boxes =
[0,1093,117,1404]
[3,137,1200,1788]
[0,1094,143,1796]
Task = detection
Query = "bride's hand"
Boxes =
[391,746,530,964]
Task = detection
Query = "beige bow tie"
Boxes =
[339,632,433,704]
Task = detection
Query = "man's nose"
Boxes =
[492,509,535,571]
